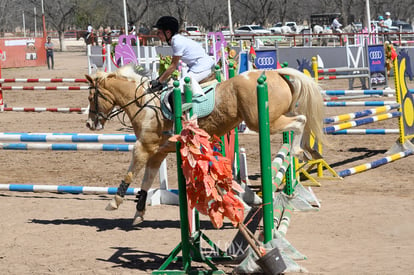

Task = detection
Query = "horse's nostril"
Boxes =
[86,119,94,130]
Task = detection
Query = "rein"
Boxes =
[89,77,162,127]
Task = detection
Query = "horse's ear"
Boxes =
[85,74,94,84]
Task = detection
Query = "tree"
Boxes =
[27,0,77,51]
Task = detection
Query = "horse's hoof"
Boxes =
[105,194,123,211]
[132,210,145,226]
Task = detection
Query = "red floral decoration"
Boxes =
[169,115,245,228]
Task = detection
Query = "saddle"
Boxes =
[160,82,218,120]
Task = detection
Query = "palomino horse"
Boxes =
[85,65,326,225]
[76,30,98,45]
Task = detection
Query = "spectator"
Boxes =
[102,26,112,46]
[378,13,392,42]
[383,12,393,41]
[44,36,54,70]
[128,21,136,36]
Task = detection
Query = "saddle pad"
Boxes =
[161,83,217,120]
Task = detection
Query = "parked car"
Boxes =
[185,26,202,36]
[285,22,298,32]
[392,20,413,32]
[234,25,271,36]
[218,26,232,36]
[110,30,121,37]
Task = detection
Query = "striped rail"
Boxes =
[0,133,137,143]
[318,74,370,80]
[0,142,134,151]
[323,112,401,134]
[1,86,88,90]
[324,101,397,107]
[321,89,396,96]
[0,183,139,195]
[331,129,399,135]
[324,104,400,124]
[0,78,87,83]
[0,183,178,197]
[338,150,414,177]
[317,67,369,73]
[3,107,87,113]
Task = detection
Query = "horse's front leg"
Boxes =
[106,141,154,211]
[132,152,168,226]
[105,145,147,211]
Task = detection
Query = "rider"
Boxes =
[149,16,215,95]
[331,16,342,33]
[86,23,93,44]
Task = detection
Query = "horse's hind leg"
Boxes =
[269,114,307,159]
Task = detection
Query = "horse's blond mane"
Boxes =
[92,65,150,86]
[115,65,150,84]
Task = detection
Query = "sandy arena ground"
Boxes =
[0,49,413,274]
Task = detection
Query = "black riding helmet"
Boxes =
[155,16,179,45]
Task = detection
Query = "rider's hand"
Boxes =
[150,79,163,92]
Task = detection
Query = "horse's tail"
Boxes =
[276,68,327,147]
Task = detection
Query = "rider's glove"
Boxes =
[150,79,163,92]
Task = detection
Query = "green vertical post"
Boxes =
[228,62,235,79]
[214,64,221,83]
[173,80,191,272]
[228,62,240,179]
[256,75,273,243]
[214,64,227,156]
[184,77,193,116]
[282,131,295,195]
[183,77,201,232]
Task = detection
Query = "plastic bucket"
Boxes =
[255,247,286,275]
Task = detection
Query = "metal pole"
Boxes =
[366,0,371,36]
[227,0,233,35]
[123,0,128,34]
[34,7,37,37]
[23,12,26,38]
[41,0,47,38]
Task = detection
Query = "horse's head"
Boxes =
[85,73,116,130]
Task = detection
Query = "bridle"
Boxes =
[88,77,162,128]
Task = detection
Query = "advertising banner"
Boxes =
[254,50,277,70]
[367,44,386,86]
[0,37,47,68]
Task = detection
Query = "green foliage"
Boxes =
[158,55,179,80]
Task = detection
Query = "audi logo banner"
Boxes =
[368,44,386,86]
[368,45,385,73]
[254,50,277,70]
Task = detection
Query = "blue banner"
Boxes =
[368,45,385,73]
[254,50,277,70]
[368,44,386,86]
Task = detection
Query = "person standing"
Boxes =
[45,36,54,70]
[383,12,393,42]
[128,21,136,36]
[150,16,214,95]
